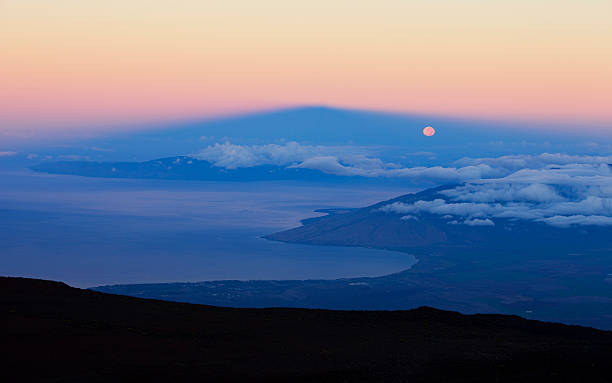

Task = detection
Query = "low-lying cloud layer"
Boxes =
[381,163,612,227]
[195,142,341,169]
[195,142,500,182]
[195,142,612,227]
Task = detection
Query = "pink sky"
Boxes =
[1,1,611,133]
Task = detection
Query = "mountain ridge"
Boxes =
[265,185,612,250]
[4,276,612,382]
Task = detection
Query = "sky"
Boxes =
[1,0,611,133]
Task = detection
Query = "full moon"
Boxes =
[423,126,435,136]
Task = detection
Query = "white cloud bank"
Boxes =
[380,163,612,227]
[194,142,500,181]
[195,142,612,227]
[195,142,335,168]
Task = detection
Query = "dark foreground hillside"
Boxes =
[3,277,612,382]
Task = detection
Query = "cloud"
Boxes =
[464,218,495,226]
[195,142,469,182]
[195,145,612,227]
[194,142,505,182]
[194,142,358,169]
[292,156,501,181]
[90,146,113,152]
[194,142,612,198]
[440,183,564,203]
[0,151,17,157]
[292,156,361,176]
[380,161,612,227]
[454,153,612,174]
[537,215,612,228]
[58,155,90,161]
[405,151,436,157]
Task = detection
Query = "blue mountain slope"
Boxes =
[266,184,612,251]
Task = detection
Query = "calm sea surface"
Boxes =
[0,171,418,287]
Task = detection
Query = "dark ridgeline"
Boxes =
[3,276,612,382]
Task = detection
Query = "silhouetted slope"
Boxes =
[3,276,612,382]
